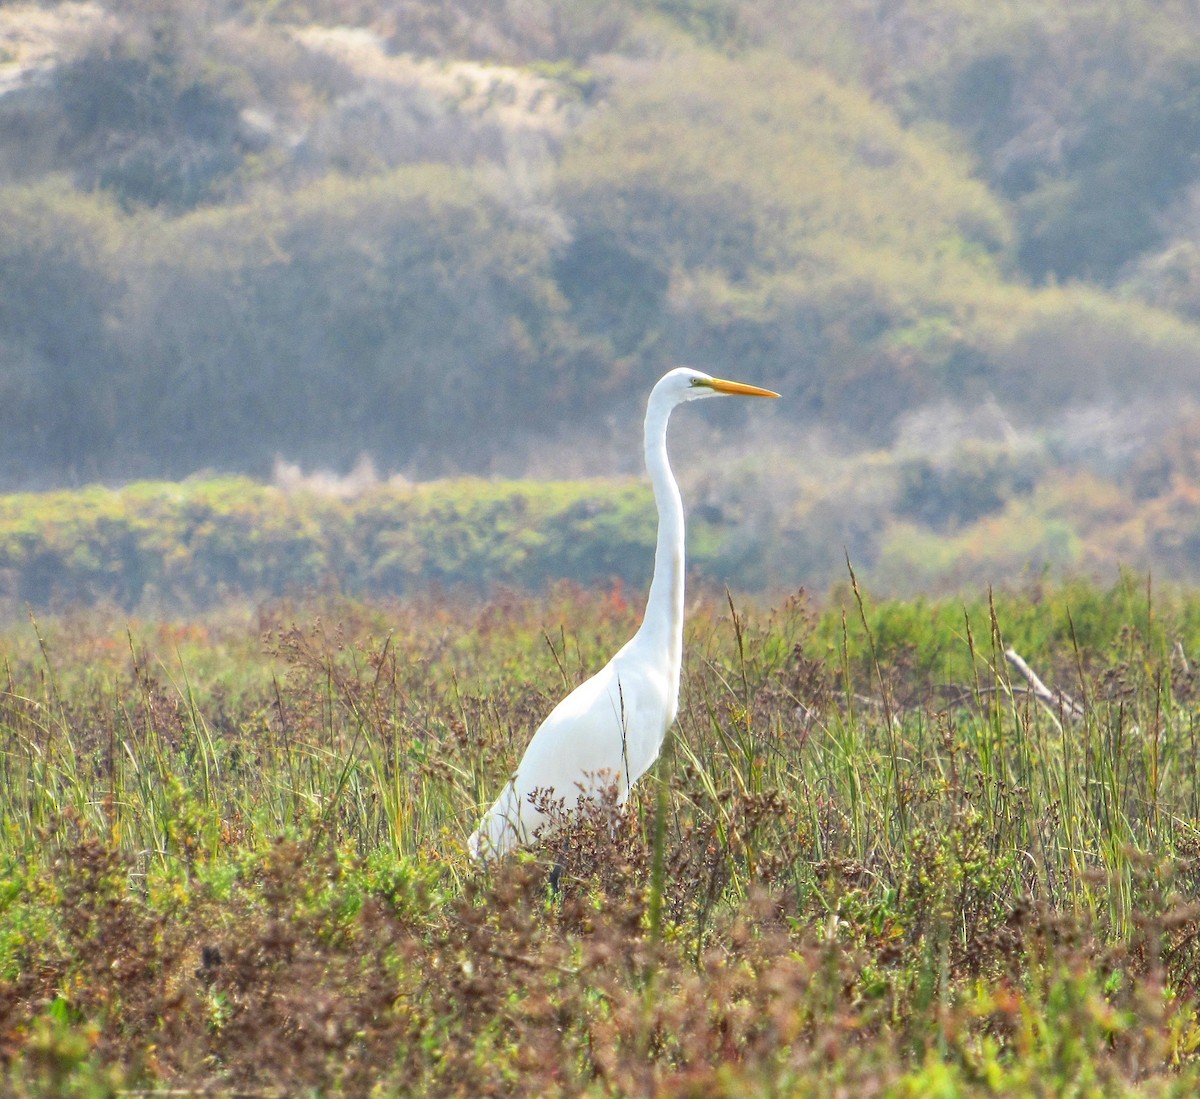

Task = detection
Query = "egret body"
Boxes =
[469,368,778,859]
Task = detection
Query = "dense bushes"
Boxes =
[0,476,760,613]
[0,187,124,484]
[554,50,1013,430]
[2,164,600,482]
[3,2,1200,488]
[10,446,1200,615]
[915,8,1200,283]
[117,168,580,477]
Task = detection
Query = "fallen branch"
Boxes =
[936,683,1065,711]
[1004,648,1085,721]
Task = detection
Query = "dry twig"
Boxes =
[1004,647,1085,721]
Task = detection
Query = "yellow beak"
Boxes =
[707,377,780,398]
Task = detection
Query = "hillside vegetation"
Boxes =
[2,0,1200,499]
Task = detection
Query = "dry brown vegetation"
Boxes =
[3,583,1200,1094]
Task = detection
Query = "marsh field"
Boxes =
[2,576,1200,1096]
[10,1,1200,1092]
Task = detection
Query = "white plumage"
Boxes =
[469,367,778,859]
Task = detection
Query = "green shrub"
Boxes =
[0,476,752,614]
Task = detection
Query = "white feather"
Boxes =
[469,367,777,859]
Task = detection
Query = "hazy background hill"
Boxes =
[4,0,1200,595]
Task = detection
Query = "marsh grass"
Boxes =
[3,580,1200,1095]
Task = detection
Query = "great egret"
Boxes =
[469,367,779,860]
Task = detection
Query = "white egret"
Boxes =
[469,367,779,860]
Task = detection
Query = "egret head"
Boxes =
[656,366,780,404]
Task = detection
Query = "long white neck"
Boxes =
[637,390,685,673]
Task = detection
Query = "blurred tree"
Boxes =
[55,44,244,210]
[927,15,1200,282]
[1,0,1200,491]
[1124,233,1200,321]
[556,48,1010,434]
[115,168,583,477]
[0,188,123,485]
[895,445,1041,530]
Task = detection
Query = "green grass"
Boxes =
[3,580,1200,1095]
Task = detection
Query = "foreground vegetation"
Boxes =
[3,579,1200,1094]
